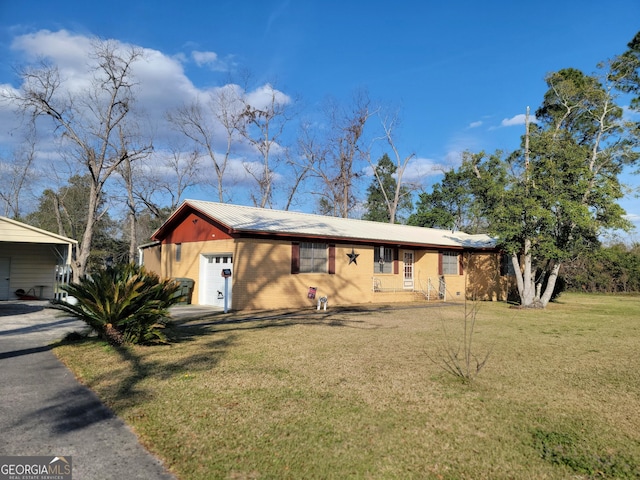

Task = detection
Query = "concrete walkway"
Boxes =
[0,300,179,479]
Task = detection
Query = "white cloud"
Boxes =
[468,120,483,128]
[133,47,200,113]
[6,29,200,119]
[11,29,91,66]
[0,28,309,208]
[500,113,538,127]
[394,156,454,184]
[190,50,233,72]
[172,52,188,64]
[0,84,22,144]
[192,50,218,66]
[442,150,464,166]
[244,83,292,109]
[501,114,527,127]
[409,157,450,179]
[0,30,291,154]
[360,155,451,187]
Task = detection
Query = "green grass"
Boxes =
[54,293,640,479]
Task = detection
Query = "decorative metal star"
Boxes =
[346,248,359,265]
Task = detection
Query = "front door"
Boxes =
[403,251,414,290]
[199,254,233,308]
[0,257,10,300]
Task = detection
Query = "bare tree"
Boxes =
[167,85,243,203]
[0,128,37,219]
[112,138,203,254]
[279,121,320,211]
[116,123,154,263]
[239,84,293,208]
[301,91,372,218]
[4,40,151,279]
[370,113,420,223]
[134,144,201,219]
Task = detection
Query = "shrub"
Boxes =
[52,263,182,345]
[428,300,493,383]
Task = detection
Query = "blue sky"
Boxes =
[1,0,639,236]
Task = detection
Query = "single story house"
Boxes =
[0,216,76,301]
[141,200,513,311]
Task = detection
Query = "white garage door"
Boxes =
[199,254,233,307]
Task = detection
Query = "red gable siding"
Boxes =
[162,211,233,244]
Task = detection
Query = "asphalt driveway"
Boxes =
[0,300,177,479]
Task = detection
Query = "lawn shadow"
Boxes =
[54,302,457,414]
[171,303,443,333]
[56,331,239,413]
[103,307,391,407]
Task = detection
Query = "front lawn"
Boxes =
[54,293,640,479]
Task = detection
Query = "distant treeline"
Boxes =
[562,244,640,293]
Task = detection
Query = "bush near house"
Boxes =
[52,263,182,345]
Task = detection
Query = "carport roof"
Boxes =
[0,216,78,245]
[154,200,496,250]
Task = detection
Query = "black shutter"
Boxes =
[328,244,336,274]
[291,242,300,274]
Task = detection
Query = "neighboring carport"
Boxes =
[0,216,76,301]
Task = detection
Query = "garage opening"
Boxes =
[199,254,233,307]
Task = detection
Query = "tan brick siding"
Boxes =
[145,237,509,310]
[140,244,161,275]
[466,252,515,301]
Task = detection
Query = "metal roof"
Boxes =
[178,200,496,249]
[0,216,78,245]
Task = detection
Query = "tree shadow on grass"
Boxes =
[170,303,441,333]
[53,302,455,417]
[111,334,238,411]
[55,331,238,414]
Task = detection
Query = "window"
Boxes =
[292,243,334,274]
[208,255,232,264]
[374,246,394,274]
[300,242,328,273]
[175,243,182,262]
[501,254,516,276]
[442,252,459,275]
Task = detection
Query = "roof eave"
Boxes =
[0,216,78,244]
[151,201,236,241]
[229,227,479,250]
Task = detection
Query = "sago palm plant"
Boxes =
[52,263,183,345]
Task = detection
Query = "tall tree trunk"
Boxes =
[122,156,137,263]
[513,239,543,308]
[128,205,136,263]
[538,263,561,307]
[51,193,66,237]
[75,183,99,282]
